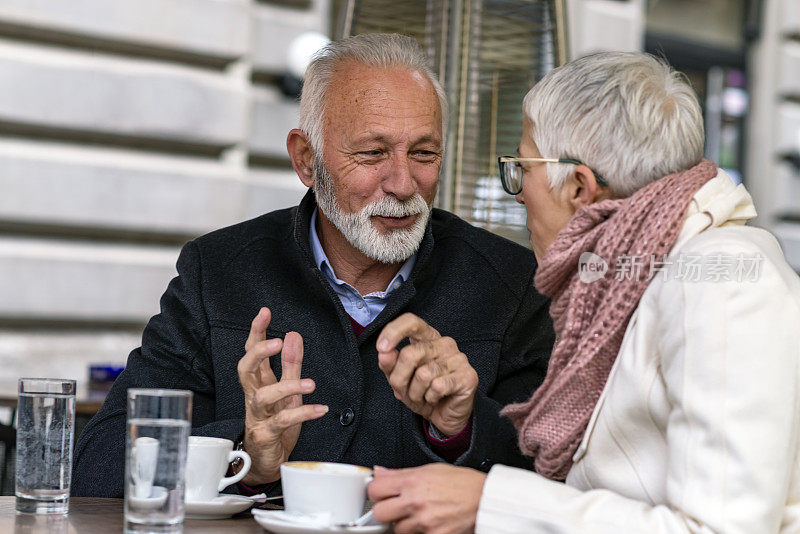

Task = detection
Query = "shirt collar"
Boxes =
[309,209,416,296]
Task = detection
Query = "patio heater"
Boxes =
[339,0,569,245]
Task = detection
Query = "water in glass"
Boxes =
[15,391,76,514]
[125,417,190,531]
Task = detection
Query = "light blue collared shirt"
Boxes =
[309,210,416,326]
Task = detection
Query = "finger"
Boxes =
[280,332,304,382]
[370,496,413,525]
[422,353,477,404]
[423,373,459,405]
[245,307,271,352]
[377,349,399,376]
[407,359,445,404]
[386,343,437,395]
[258,346,277,386]
[267,404,328,434]
[368,470,407,502]
[251,379,316,417]
[386,335,458,382]
[376,312,440,353]
[240,339,283,375]
[238,338,282,394]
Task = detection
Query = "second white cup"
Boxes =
[281,461,373,524]
[185,436,251,502]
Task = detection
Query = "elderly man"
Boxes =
[72,33,553,497]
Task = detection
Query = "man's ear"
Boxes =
[567,165,609,210]
[287,129,315,188]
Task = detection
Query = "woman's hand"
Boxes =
[368,464,487,534]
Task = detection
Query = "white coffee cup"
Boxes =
[280,461,373,524]
[185,436,251,502]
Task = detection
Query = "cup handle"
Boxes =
[218,450,252,492]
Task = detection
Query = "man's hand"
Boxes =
[237,307,328,485]
[368,464,487,534]
[376,313,479,437]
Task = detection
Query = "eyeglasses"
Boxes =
[497,156,609,195]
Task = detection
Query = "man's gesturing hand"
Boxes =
[376,313,478,437]
[237,307,328,485]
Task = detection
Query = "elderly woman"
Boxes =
[368,51,800,533]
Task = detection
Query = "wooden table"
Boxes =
[1,497,267,533]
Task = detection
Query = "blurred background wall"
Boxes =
[0,0,325,383]
[0,0,797,389]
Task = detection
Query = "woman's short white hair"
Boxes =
[524,51,705,197]
[299,33,448,156]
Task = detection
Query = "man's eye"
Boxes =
[413,151,439,162]
[359,150,383,157]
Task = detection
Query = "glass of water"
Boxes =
[15,378,77,515]
[125,389,192,534]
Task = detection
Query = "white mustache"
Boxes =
[363,195,428,218]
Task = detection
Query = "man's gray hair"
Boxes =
[524,51,705,197]
[299,33,448,156]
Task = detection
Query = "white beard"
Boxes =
[312,157,431,264]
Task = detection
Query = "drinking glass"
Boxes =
[15,378,77,515]
[125,389,192,534]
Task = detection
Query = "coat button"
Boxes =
[339,408,355,426]
[478,459,493,472]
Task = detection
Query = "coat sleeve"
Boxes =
[476,236,800,533]
[71,240,245,497]
[411,271,553,471]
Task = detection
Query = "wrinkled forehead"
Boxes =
[322,62,442,139]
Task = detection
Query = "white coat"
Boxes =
[477,171,800,533]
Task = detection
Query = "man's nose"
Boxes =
[382,156,416,200]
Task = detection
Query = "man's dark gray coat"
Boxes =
[72,191,554,497]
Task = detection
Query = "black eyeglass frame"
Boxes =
[497,156,609,195]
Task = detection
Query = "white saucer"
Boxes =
[185,493,267,519]
[128,486,169,510]
[252,509,389,533]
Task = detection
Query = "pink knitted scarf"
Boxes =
[502,159,718,480]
